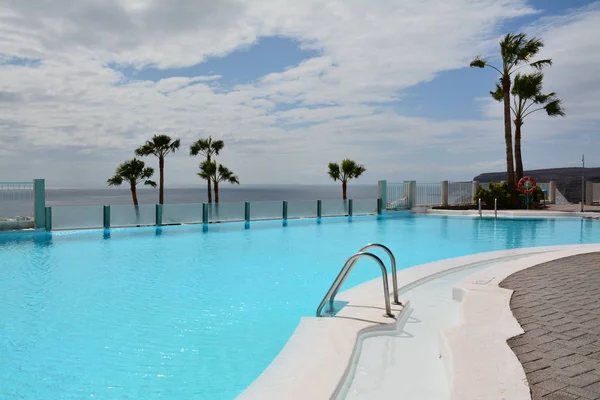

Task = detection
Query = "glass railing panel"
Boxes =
[208,202,245,223]
[352,198,378,215]
[249,201,283,221]
[53,205,104,230]
[287,200,318,219]
[110,204,155,227]
[321,199,349,217]
[162,203,203,225]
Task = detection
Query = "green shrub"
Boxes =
[475,182,511,209]
[474,181,545,209]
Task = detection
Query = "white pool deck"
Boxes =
[239,239,600,400]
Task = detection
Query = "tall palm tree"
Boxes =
[491,72,565,182]
[197,161,239,203]
[135,134,180,204]
[470,33,552,202]
[190,137,225,203]
[107,158,156,207]
[328,159,366,200]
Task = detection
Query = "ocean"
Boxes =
[1,184,378,219]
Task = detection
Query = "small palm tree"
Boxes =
[470,33,552,201]
[190,137,225,203]
[197,161,239,203]
[107,158,156,206]
[491,72,565,182]
[135,134,180,204]
[328,159,366,200]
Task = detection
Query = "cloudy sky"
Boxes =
[1,0,599,188]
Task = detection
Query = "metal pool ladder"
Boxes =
[316,243,400,317]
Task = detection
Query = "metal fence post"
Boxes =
[494,198,498,219]
[245,201,251,222]
[478,198,482,218]
[103,205,110,229]
[155,204,163,226]
[377,198,382,215]
[317,199,322,219]
[202,203,208,225]
[282,200,288,221]
[472,181,479,205]
[33,179,46,230]
[348,199,353,217]
[44,206,52,232]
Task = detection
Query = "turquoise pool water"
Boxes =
[1,215,599,399]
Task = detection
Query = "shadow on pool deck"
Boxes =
[500,253,600,399]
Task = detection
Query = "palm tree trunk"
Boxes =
[514,118,524,183]
[502,75,516,204]
[131,184,139,206]
[131,183,140,221]
[206,155,213,203]
[159,156,165,205]
[342,181,347,200]
[214,181,219,203]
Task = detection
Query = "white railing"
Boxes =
[555,188,570,205]
[448,182,472,205]
[386,182,408,209]
[0,182,34,222]
[415,183,441,206]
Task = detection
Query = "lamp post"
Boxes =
[581,154,585,212]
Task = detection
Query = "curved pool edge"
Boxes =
[442,245,600,400]
[237,244,600,400]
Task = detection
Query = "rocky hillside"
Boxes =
[474,168,600,203]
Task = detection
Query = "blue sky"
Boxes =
[1,0,599,187]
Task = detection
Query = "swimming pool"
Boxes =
[1,215,599,399]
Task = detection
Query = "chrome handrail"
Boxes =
[328,243,400,309]
[316,252,393,318]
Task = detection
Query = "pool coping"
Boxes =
[425,209,600,219]
[443,245,600,400]
[237,244,600,400]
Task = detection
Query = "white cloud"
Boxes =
[0,0,598,188]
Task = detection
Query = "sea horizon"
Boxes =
[45,184,379,206]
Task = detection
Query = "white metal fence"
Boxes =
[386,182,409,209]
[448,182,472,205]
[0,182,34,222]
[383,180,567,209]
[415,183,441,206]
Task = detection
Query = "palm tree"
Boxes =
[328,159,366,200]
[190,137,225,203]
[197,161,239,203]
[470,33,552,202]
[491,72,565,182]
[135,134,180,204]
[107,158,156,207]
